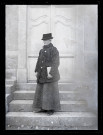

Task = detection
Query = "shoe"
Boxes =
[33,109,47,113]
[42,110,47,112]
[47,110,54,115]
[33,109,42,113]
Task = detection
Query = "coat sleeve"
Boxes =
[34,50,41,72]
[49,48,60,76]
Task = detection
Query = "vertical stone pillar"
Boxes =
[83,5,98,113]
[6,5,18,80]
[17,5,27,82]
[74,5,85,84]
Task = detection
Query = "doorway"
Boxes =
[27,5,76,83]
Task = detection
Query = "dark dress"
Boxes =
[32,43,61,111]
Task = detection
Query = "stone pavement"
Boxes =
[6,124,97,130]
[6,112,97,130]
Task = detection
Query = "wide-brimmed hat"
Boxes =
[41,33,53,40]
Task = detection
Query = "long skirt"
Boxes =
[32,81,61,111]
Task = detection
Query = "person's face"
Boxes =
[43,39,51,45]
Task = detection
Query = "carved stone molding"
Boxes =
[31,15,48,22]
[55,15,71,26]
[56,15,71,22]
[30,15,49,28]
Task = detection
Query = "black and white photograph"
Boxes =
[5,4,98,130]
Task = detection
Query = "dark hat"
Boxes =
[41,33,53,40]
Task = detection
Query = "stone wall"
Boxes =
[83,5,97,113]
[75,5,98,113]
[6,5,18,79]
[6,5,27,82]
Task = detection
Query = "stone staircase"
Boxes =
[5,78,16,113]
[6,83,97,130]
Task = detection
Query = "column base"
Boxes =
[17,69,27,83]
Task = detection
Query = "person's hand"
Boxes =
[47,73,53,79]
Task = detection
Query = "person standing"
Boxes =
[32,33,61,115]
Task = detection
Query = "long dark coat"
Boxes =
[35,43,60,83]
[32,81,61,111]
[33,43,61,111]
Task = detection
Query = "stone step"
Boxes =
[6,112,97,130]
[6,69,16,79]
[6,94,13,113]
[6,125,98,130]
[9,100,88,112]
[6,85,14,94]
[15,83,79,91]
[6,94,13,105]
[6,79,16,85]
[13,90,83,101]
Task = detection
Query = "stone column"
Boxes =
[83,5,98,113]
[74,5,85,84]
[17,5,27,82]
